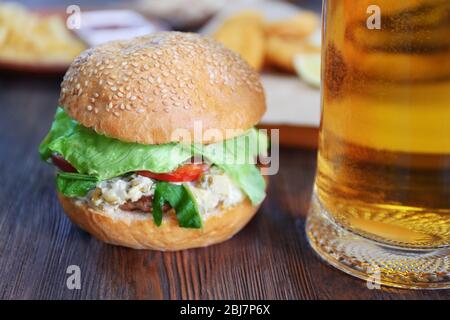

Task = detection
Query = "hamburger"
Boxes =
[39,32,268,250]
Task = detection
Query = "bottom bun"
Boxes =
[58,193,261,250]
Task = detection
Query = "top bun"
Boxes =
[59,32,266,145]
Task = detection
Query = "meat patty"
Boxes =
[119,196,171,213]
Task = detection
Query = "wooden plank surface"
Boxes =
[0,74,449,300]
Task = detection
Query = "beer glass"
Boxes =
[306,0,450,289]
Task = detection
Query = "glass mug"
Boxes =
[306,0,450,289]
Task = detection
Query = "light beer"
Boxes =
[316,0,450,248]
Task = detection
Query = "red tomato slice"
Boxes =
[137,163,209,182]
[51,154,77,173]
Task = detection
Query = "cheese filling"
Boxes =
[83,167,245,218]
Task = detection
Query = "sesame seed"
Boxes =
[86,105,93,111]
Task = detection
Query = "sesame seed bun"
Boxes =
[58,193,261,250]
[59,32,266,145]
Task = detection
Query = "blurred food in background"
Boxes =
[264,11,319,39]
[212,9,321,87]
[0,2,85,65]
[265,33,318,73]
[136,0,226,29]
[202,0,323,148]
[293,53,321,88]
[213,11,265,70]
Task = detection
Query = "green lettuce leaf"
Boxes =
[40,108,267,205]
[56,172,98,197]
[39,107,76,160]
[47,124,193,179]
[153,182,202,228]
[192,129,267,204]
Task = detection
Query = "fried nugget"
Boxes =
[213,11,265,71]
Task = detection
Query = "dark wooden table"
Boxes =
[0,74,449,300]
